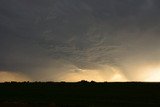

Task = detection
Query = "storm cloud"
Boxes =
[1,0,160,81]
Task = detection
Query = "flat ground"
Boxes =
[0,82,160,107]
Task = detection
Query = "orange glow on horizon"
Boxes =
[55,66,128,82]
[0,71,31,82]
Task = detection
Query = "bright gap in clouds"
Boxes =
[143,67,160,82]
[127,63,160,82]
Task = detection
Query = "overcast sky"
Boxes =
[1,0,160,82]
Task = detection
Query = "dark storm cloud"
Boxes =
[1,0,160,81]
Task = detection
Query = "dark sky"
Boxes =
[1,0,160,82]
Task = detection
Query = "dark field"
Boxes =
[0,81,160,107]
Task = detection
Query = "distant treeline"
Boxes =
[1,80,159,83]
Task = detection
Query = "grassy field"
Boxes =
[0,81,160,107]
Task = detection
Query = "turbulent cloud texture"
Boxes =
[1,0,160,81]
